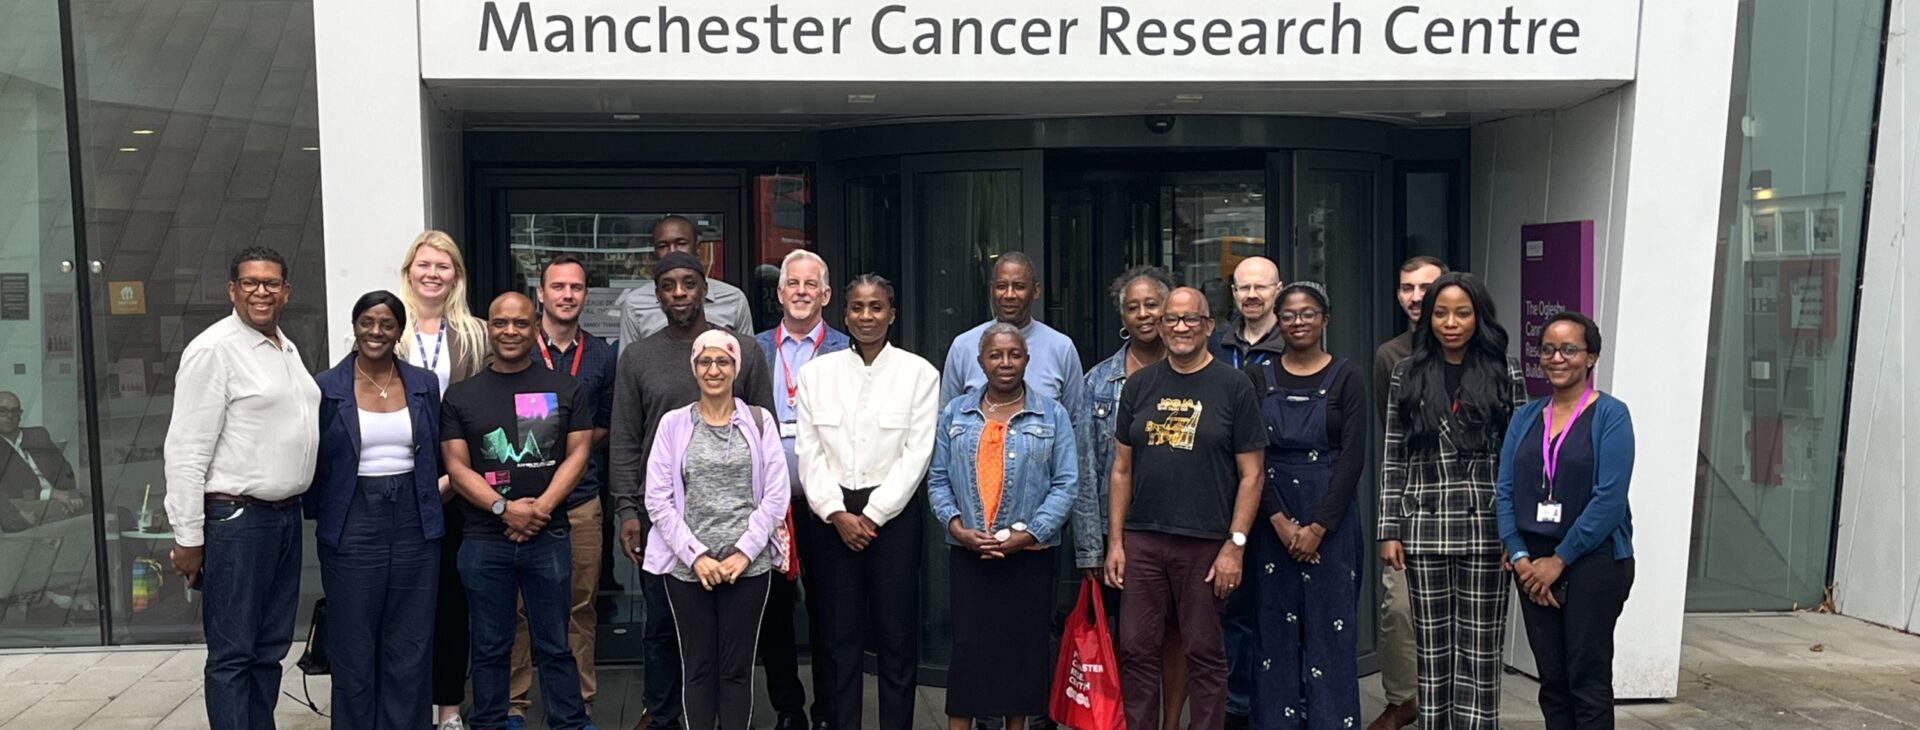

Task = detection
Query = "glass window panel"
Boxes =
[67,0,328,643]
[1688,0,1885,611]
[0,0,103,649]
[1163,183,1266,322]
[752,171,814,332]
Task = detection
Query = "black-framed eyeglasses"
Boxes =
[1277,309,1323,324]
[1539,344,1588,360]
[1159,314,1211,329]
[234,278,287,293]
[694,357,735,370]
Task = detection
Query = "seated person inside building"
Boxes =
[0,390,85,532]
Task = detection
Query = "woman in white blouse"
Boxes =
[394,230,488,730]
[794,274,940,730]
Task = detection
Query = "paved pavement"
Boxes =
[0,612,1915,729]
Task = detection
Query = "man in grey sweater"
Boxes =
[609,251,776,730]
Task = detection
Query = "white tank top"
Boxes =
[357,408,414,477]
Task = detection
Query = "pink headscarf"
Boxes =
[689,329,740,372]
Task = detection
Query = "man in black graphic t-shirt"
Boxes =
[442,292,595,730]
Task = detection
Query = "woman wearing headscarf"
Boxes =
[929,322,1078,730]
[643,329,791,730]
[1497,311,1636,730]
[1376,272,1527,730]
[1246,282,1366,730]
[309,290,444,729]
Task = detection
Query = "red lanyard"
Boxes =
[537,331,585,377]
[1539,384,1595,501]
[779,324,825,406]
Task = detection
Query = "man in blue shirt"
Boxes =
[506,255,619,726]
[755,249,848,730]
[940,252,1086,418]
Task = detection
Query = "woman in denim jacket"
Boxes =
[1071,266,1191,725]
[928,322,1079,730]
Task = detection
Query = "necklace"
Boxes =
[982,388,1026,410]
[1125,343,1163,373]
[355,361,394,400]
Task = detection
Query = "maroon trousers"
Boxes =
[1116,530,1230,730]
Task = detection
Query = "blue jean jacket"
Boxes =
[928,392,1079,547]
[1071,345,1128,568]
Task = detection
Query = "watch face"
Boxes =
[1231,532,1247,546]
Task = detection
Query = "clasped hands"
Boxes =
[949,516,1041,559]
[1506,553,1565,608]
[691,551,752,590]
[500,498,551,542]
[1270,513,1325,565]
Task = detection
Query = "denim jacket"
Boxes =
[1070,345,1129,568]
[928,392,1079,547]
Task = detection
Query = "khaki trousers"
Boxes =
[508,499,603,715]
[1381,565,1418,704]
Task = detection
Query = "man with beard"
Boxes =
[503,256,621,726]
[617,216,755,344]
[610,251,776,730]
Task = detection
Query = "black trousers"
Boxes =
[758,513,831,719]
[666,572,774,730]
[432,503,469,707]
[1517,534,1635,730]
[812,488,923,730]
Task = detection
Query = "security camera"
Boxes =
[1145,115,1176,134]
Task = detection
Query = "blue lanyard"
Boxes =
[413,329,444,370]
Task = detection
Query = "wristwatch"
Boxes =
[1230,531,1248,547]
[490,498,507,515]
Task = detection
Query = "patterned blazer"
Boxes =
[1376,355,1528,555]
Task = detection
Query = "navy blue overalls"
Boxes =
[1249,358,1361,730]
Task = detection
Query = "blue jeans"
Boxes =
[461,532,592,730]
[201,497,303,730]
[639,569,684,729]
[319,475,439,730]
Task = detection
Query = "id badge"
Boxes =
[1536,501,1563,524]
[780,422,798,439]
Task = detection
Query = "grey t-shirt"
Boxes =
[671,421,771,583]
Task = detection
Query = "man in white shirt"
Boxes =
[616,215,755,344]
[0,391,83,531]
[164,247,321,730]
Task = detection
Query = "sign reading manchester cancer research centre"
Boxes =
[1519,220,1595,398]
[419,0,1641,82]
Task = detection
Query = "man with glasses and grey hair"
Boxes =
[0,391,83,532]
[754,248,847,730]
[164,246,321,730]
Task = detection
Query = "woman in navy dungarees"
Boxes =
[1247,282,1368,730]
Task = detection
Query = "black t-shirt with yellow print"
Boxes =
[1115,358,1268,540]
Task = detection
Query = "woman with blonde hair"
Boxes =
[397,230,488,730]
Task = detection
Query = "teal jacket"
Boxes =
[1494,392,1635,563]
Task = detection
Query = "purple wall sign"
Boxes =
[1519,220,1595,397]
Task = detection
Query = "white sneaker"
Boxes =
[438,715,467,730]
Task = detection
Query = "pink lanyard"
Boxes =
[1539,385,1595,502]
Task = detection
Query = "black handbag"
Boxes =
[284,598,330,717]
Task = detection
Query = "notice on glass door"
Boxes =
[0,273,28,321]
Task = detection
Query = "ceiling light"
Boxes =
[301,146,319,151]
[131,129,155,135]
[847,94,878,104]
[117,147,138,152]
[611,113,641,121]
[1416,111,1447,119]
[1173,94,1204,103]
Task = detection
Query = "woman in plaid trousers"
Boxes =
[1376,272,1527,730]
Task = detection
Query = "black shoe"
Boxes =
[1029,716,1058,730]
[974,718,1005,730]
[774,711,808,730]
[1225,711,1250,730]
[811,721,831,730]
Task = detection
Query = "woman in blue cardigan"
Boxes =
[309,290,446,729]
[1495,310,1635,730]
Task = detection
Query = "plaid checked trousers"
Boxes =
[1406,553,1509,730]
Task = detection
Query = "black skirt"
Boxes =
[946,545,1056,718]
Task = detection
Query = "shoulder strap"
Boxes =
[1318,358,1348,392]
[1259,359,1280,392]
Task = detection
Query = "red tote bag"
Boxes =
[1050,578,1125,730]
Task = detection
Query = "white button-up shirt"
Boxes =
[794,343,939,527]
[163,313,320,547]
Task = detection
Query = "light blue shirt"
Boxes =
[940,318,1087,421]
[773,323,828,425]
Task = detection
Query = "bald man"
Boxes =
[1106,287,1267,730]
[440,292,597,730]
[0,391,82,532]
[1208,256,1285,372]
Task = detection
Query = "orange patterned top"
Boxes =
[976,419,1008,529]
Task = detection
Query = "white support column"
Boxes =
[312,0,429,361]
[1606,0,1742,699]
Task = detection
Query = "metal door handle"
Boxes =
[89,260,103,274]
[59,260,73,273]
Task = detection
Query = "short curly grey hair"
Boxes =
[977,321,1026,353]
[1110,265,1175,312]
